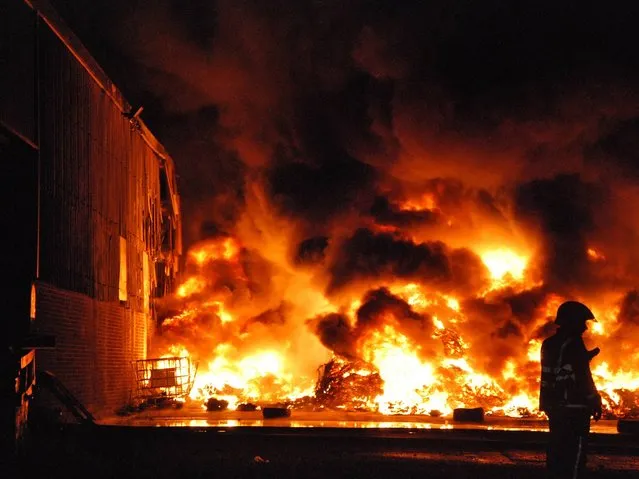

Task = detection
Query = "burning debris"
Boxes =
[262,407,291,419]
[600,389,639,419]
[152,231,639,420]
[206,398,229,412]
[314,356,383,411]
[132,357,197,409]
[453,408,485,423]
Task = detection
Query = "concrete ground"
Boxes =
[17,406,639,478]
[101,404,621,434]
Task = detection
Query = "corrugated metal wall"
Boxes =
[38,24,163,306]
[28,2,176,416]
[0,0,182,417]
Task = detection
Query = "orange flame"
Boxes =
[156,229,639,419]
[399,193,437,212]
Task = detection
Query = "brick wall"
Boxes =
[34,281,150,417]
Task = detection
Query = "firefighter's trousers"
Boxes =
[547,406,591,478]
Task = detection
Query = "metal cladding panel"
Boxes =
[2,0,185,415]
[31,6,169,414]
[37,23,163,309]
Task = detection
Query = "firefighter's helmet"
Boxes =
[554,300,596,327]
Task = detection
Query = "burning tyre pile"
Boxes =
[153,231,639,422]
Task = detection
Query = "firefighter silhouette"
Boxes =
[540,301,603,479]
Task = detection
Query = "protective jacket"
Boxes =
[539,330,599,412]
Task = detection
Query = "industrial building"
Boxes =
[1,0,182,448]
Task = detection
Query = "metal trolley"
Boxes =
[132,356,197,405]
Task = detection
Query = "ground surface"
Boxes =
[101,404,621,434]
[15,406,639,478]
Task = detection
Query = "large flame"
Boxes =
[153,230,639,419]
[480,249,528,283]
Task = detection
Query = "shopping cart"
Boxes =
[132,356,197,406]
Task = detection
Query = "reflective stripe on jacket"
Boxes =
[539,332,598,412]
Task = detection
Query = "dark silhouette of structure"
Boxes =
[539,301,603,478]
[1,0,182,459]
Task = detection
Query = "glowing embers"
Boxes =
[495,394,539,418]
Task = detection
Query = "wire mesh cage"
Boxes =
[133,356,197,405]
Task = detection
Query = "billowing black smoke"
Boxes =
[514,174,606,291]
[311,287,439,360]
[328,228,487,295]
